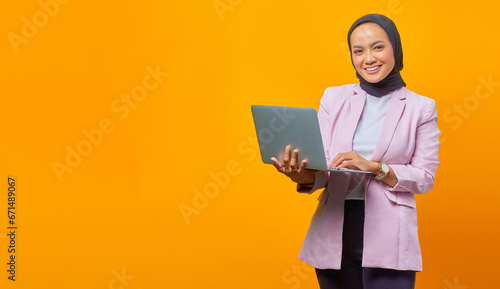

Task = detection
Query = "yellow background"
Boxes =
[1,0,499,288]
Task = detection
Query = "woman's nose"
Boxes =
[365,52,376,64]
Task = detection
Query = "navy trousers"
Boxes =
[315,200,416,289]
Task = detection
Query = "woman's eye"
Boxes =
[353,49,363,54]
[374,45,383,50]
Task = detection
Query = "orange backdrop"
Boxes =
[1,0,499,288]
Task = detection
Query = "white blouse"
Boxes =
[346,93,392,200]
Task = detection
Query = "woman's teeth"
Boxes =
[366,66,380,71]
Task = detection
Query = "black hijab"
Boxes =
[347,14,405,97]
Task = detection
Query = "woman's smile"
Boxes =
[364,65,382,73]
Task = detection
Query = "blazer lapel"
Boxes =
[340,86,366,152]
[370,88,407,161]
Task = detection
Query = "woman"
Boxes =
[271,14,440,289]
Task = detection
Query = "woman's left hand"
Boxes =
[329,151,378,174]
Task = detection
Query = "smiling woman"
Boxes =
[268,14,440,289]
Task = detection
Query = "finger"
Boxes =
[330,155,347,168]
[271,157,284,172]
[340,152,365,169]
[297,159,308,173]
[329,153,344,167]
[290,149,299,169]
[337,160,350,168]
[339,160,362,170]
[331,151,359,167]
[283,145,291,167]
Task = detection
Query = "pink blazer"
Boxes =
[297,84,440,271]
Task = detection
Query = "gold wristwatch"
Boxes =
[375,162,389,180]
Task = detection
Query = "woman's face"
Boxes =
[350,22,395,84]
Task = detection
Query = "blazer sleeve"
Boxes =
[297,88,331,194]
[388,99,440,194]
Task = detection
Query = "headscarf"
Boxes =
[347,14,405,97]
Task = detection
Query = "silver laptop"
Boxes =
[251,105,371,174]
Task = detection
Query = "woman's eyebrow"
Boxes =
[352,40,385,49]
[371,40,384,46]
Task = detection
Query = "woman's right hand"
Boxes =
[271,145,321,185]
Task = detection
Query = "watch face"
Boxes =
[381,163,389,173]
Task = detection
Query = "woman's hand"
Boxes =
[330,151,399,187]
[329,151,378,174]
[271,145,321,184]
